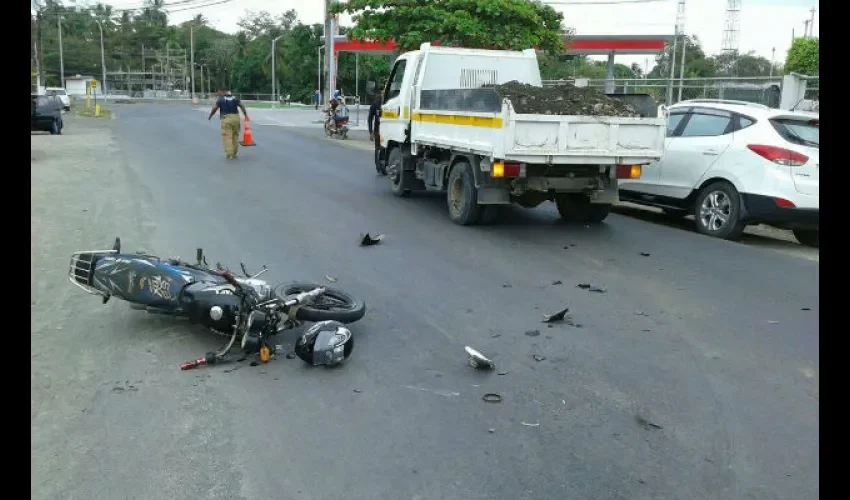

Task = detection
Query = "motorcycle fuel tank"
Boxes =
[182,282,242,332]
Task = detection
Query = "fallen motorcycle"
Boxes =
[68,238,366,370]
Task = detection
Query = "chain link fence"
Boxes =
[542,76,819,109]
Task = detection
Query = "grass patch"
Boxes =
[71,106,113,119]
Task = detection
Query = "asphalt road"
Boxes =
[32,107,819,500]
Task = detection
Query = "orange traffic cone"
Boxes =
[240,117,256,147]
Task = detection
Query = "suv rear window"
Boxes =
[770,118,819,148]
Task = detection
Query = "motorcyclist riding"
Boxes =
[328,98,350,132]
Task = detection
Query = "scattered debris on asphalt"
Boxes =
[285,351,296,360]
[589,286,607,294]
[542,307,569,323]
[465,346,495,370]
[491,333,501,339]
[551,280,563,286]
[521,421,540,427]
[497,371,509,376]
[533,354,547,362]
[359,233,384,246]
[488,428,496,433]
[502,283,512,288]
[576,283,591,289]
[525,329,541,337]
[639,252,651,257]
[634,311,649,317]
[482,393,502,403]
[324,274,338,283]
[353,389,362,393]
[767,320,779,324]
[801,307,811,311]
[223,366,240,373]
[641,329,652,332]
[635,415,663,430]
[493,81,639,116]
[249,361,259,367]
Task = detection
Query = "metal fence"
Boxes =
[542,76,819,108]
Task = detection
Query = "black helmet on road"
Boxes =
[294,320,354,367]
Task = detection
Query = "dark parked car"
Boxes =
[31,94,64,135]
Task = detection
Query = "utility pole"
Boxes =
[803,19,810,38]
[676,0,687,103]
[323,0,332,107]
[57,12,65,88]
[95,20,107,95]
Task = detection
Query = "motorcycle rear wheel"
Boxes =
[272,282,366,324]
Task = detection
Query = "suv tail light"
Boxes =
[747,144,809,166]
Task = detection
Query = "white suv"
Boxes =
[619,100,819,247]
[45,87,71,111]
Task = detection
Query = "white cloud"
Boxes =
[168,0,819,71]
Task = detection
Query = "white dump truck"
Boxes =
[378,43,668,225]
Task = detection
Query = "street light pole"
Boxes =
[95,20,107,95]
[190,25,195,100]
[57,13,65,88]
[272,35,283,105]
[769,47,775,79]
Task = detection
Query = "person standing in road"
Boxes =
[368,90,385,175]
[314,90,321,110]
[208,87,248,161]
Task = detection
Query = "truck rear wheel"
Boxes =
[387,148,411,197]
[447,161,482,225]
[555,194,611,223]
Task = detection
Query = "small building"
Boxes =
[65,75,104,97]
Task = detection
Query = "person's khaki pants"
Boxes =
[220,114,241,158]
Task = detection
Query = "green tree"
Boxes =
[332,0,565,54]
[709,51,772,77]
[785,37,818,75]
[649,35,715,79]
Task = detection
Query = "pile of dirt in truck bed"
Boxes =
[493,81,638,117]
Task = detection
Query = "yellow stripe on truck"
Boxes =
[382,110,399,120]
[412,113,503,129]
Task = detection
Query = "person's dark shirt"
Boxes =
[216,94,241,117]
[368,98,382,134]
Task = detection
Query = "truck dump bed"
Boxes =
[411,88,667,165]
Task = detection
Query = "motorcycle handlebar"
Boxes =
[220,271,241,288]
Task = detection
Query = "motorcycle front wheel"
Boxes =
[273,282,366,324]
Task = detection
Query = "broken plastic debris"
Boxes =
[588,286,607,293]
[465,346,495,370]
[533,354,547,362]
[482,393,502,403]
[359,233,385,246]
[576,283,591,289]
[551,280,563,286]
[488,428,496,433]
[542,307,569,323]
[324,274,338,283]
[521,421,540,427]
[635,415,663,430]
[639,252,651,257]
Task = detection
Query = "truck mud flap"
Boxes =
[477,187,510,204]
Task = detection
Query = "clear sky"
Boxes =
[160,0,819,71]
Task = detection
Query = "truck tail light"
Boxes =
[616,165,642,179]
[491,161,521,178]
[747,144,809,166]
